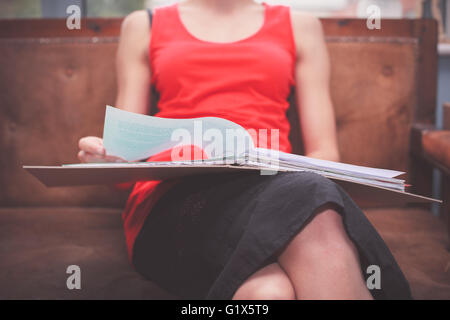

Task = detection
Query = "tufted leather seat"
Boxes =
[0,207,448,299]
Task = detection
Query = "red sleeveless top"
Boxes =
[122,2,297,261]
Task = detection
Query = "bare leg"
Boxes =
[277,203,373,300]
[232,263,296,300]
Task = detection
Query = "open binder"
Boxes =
[23,106,442,207]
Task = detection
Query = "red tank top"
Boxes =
[122,2,297,262]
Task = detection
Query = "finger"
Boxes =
[79,151,126,163]
[78,150,86,163]
[78,150,99,163]
[78,137,105,156]
[104,155,127,163]
[80,136,104,155]
[78,150,109,163]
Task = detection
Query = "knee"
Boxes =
[233,275,296,300]
[292,208,357,260]
[292,172,337,193]
[271,172,342,204]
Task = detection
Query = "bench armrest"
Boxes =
[411,122,450,176]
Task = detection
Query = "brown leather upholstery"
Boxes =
[0,207,174,299]
[1,19,448,300]
[365,208,450,299]
[289,39,418,174]
[422,130,450,170]
[0,37,419,207]
[0,38,128,207]
[0,207,448,299]
[329,40,416,171]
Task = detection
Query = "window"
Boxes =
[0,0,435,20]
[0,0,149,19]
[87,0,148,17]
[261,0,421,18]
[0,0,41,19]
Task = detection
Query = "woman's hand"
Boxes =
[77,136,125,163]
[78,12,151,165]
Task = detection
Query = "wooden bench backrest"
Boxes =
[0,18,437,207]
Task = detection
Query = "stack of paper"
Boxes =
[23,106,441,206]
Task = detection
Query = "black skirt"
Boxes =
[132,171,412,300]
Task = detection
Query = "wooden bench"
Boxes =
[0,17,448,299]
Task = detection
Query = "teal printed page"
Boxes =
[102,106,255,161]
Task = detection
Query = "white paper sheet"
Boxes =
[102,106,404,182]
[252,148,405,179]
[102,105,254,161]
